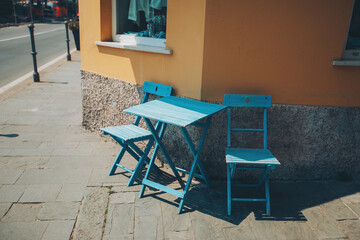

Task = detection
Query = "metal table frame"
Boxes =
[124,96,226,213]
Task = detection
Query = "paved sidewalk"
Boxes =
[0,53,359,240]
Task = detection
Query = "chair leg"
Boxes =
[256,166,270,191]
[230,163,236,179]
[128,139,155,186]
[265,177,271,216]
[109,146,126,176]
[227,164,232,216]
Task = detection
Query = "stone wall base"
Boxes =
[81,71,360,180]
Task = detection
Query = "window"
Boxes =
[112,0,167,48]
[343,0,360,60]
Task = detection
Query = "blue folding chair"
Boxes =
[224,94,280,216]
[102,81,172,186]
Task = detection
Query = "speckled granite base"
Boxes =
[82,71,144,131]
[81,71,360,180]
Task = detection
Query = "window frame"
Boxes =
[342,0,360,60]
[111,0,167,48]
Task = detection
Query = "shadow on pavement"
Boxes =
[131,174,360,225]
[0,133,19,138]
[39,81,68,84]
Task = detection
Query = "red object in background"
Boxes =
[55,6,67,17]
[28,5,43,18]
[33,8,43,17]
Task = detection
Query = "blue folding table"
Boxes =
[124,96,226,213]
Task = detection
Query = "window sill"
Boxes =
[95,41,173,55]
[332,60,360,66]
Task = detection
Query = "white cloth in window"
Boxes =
[128,0,154,22]
[150,0,167,10]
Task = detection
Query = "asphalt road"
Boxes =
[0,23,76,88]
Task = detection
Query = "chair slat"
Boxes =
[102,125,152,142]
[224,94,271,108]
[231,128,264,132]
[143,81,172,97]
[226,148,280,165]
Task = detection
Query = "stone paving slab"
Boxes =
[337,220,360,240]
[279,221,318,240]
[7,147,54,156]
[104,204,134,238]
[0,140,42,149]
[0,221,48,240]
[110,184,142,192]
[0,169,23,184]
[134,215,164,240]
[45,156,112,170]
[51,147,95,156]
[190,211,227,240]
[38,141,80,150]
[17,168,93,185]
[135,195,162,218]
[109,192,135,204]
[347,202,360,216]
[297,206,347,239]
[342,192,360,206]
[2,203,43,222]
[222,220,257,240]
[161,201,191,233]
[0,156,49,169]
[0,202,12,218]
[42,220,75,240]
[56,184,86,202]
[38,202,80,220]
[87,168,131,187]
[164,230,195,240]
[0,149,11,156]
[19,184,62,203]
[72,187,108,240]
[321,199,358,221]
[0,184,27,202]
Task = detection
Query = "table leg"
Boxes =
[111,134,162,186]
[177,117,211,213]
[113,139,141,162]
[179,117,211,188]
[143,118,186,189]
[127,142,161,174]
[127,122,163,181]
[139,124,166,198]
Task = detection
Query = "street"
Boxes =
[0,23,76,88]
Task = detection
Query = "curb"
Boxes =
[0,49,77,101]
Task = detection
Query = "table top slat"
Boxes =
[124,96,226,127]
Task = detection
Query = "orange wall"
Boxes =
[79,0,207,99]
[201,0,360,106]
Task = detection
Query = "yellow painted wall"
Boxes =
[201,0,360,106]
[79,0,207,99]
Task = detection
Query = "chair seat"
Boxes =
[226,148,280,165]
[102,125,152,142]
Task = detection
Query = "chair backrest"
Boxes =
[224,94,271,149]
[133,81,173,125]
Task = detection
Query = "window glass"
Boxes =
[115,0,167,39]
